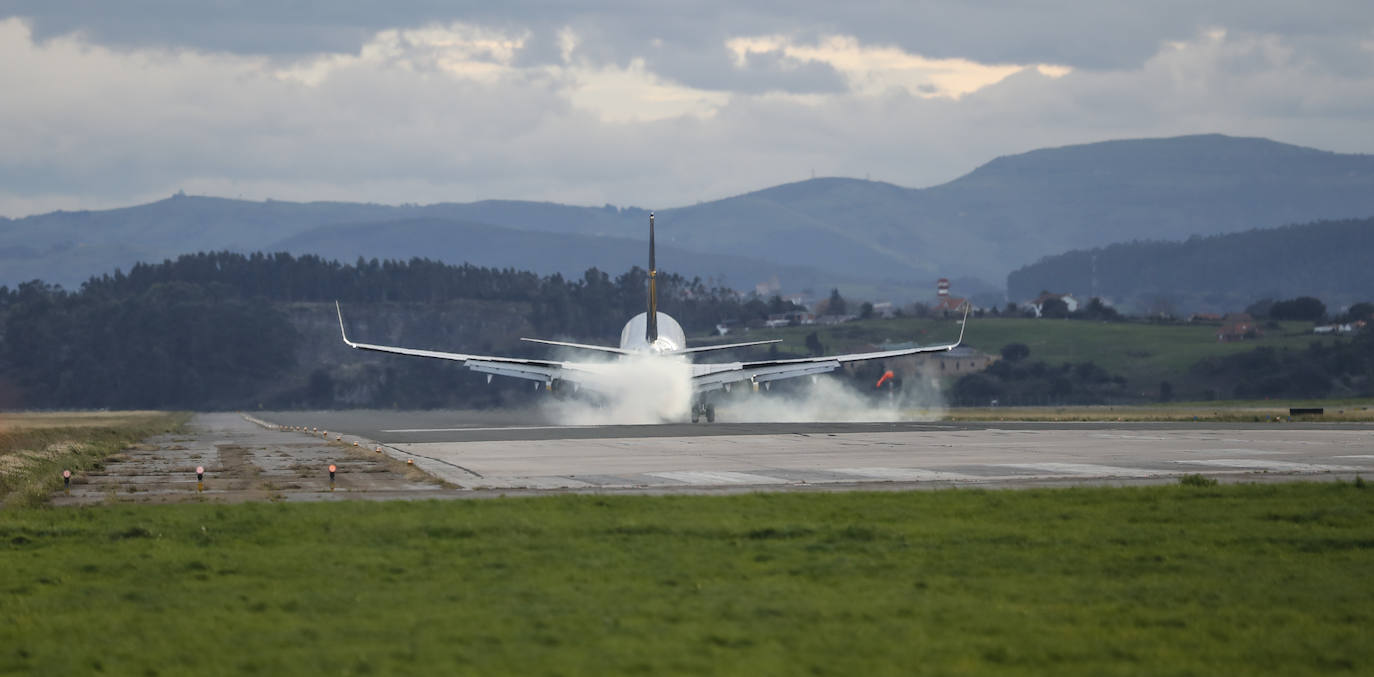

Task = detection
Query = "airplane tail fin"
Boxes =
[646,211,658,343]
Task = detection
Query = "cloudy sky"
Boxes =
[2,1,1373,217]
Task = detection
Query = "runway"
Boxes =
[261,410,1374,494]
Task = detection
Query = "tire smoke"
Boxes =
[713,369,947,423]
[541,353,694,425]
[540,351,946,425]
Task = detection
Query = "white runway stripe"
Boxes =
[1176,459,1364,472]
[499,476,596,489]
[646,471,791,485]
[830,467,977,482]
[991,462,1162,478]
[1335,455,1374,460]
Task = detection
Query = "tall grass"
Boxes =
[0,412,188,507]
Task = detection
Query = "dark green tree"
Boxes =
[826,288,847,316]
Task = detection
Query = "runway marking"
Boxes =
[485,476,596,490]
[1335,455,1374,460]
[831,467,978,482]
[646,471,790,486]
[383,425,594,433]
[1176,459,1364,472]
[1181,448,1285,455]
[990,463,1163,478]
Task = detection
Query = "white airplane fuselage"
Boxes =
[619,312,686,354]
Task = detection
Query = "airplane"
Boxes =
[336,212,968,422]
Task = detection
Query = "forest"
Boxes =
[0,252,799,410]
[3,251,1372,410]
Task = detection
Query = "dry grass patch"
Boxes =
[0,411,188,506]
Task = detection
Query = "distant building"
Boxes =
[929,346,995,374]
[933,278,967,313]
[1313,321,1365,335]
[765,311,815,327]
[1022,292,1079,317]
[1217,313,1261,342]
[1188,313,1224,323]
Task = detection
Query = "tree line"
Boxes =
[0,252,800,409]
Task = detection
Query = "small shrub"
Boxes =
[1179,474,1218,488]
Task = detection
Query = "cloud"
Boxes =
[11,1,1374,71]
[1,12,1373,218]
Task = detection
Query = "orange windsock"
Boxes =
[875,370,895,388]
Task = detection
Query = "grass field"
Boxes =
[0,411,188,507]
[743,317,1337,393]
[3,483,1371,675]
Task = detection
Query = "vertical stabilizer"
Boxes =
[646,212,658,343]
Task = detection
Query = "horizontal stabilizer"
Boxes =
[668,339,782,355]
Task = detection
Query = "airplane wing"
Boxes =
[519,337,634,356]
[338,302,574,388]
[690,303,970,394]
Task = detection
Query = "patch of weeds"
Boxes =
[1356,476,1367,489]
[745,526,815,540]
[110,526,154,540]
[828,525,878,542]
[1179,474,1218,488]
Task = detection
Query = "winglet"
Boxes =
[336,300,357,348]
[952,301,971,348]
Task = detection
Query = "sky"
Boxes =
[2,1,1373,217]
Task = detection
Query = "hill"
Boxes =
[1007,217,1374,313]
[4,134,1373,296]
[270,217,854,295]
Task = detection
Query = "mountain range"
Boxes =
[4,134,1373,302]
[1008,217,1374,313]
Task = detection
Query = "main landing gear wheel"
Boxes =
[691,401,716,423]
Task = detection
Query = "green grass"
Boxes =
[3,483,1372,675]
[738,317,1337,391]
[0,412,189,507]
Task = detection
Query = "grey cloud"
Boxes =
[643,43,848,95]
[7,1,1372,72]
[2,2,1374,217]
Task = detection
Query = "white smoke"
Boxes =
[541,353,694,425]
[715,368,947,423]
[540,352,946,425]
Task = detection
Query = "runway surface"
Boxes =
[261,410,1374,494]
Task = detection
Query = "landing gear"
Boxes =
[690,400,717,423]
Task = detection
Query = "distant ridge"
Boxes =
[1007,217,1374,313]
[3,134,1373,298]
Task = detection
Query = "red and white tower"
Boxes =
[937,278,950,297]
